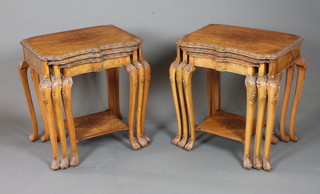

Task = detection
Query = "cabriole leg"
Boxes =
[125,64,141,150]
[289,58,306,142]
[263,75,281,171]
[18,61,39,142]
[243,75,257,169]
[176,62,189,148]
[183,64,196,151]
[62,76,78,167]
[279,65,295,142]
[40,78,60,170]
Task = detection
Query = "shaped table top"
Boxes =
[177,24,302,60]
[21,25,142,61]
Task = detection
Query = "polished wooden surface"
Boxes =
[72,110,128,141]
[177,24,302,59]
[21,25,142,61]
[196,110,257,143]
[170,24,306,172]
[19,25,151,170]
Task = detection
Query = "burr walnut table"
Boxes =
[170,24,306,171]
[19,25,151,170]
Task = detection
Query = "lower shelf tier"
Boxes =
[195,110,258,144]
[71,109,128,141]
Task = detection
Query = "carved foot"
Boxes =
[177,138,187,148]
[50,159,60,171]
[171,135,181,145]
[60,157,69,169]
[142,135,151,143]
[137,137,148,147]
[40,134,50,142]
[243,155,253,169]
[290,135,299,142]
[263,158,272,171]
[271,135,279,145]
[280,133,290,142]
[28,134,38,142]
[253,156,262,170]
[184,138,194,151]
[130,139,141,150]
[70,154,79,167]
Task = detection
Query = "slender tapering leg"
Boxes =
[253,65,267,169]
[40,78,60,170]
[18,61,39,142]
[279,65,295,142]
[289,58,306,142]
[140,59,151,143]
[206,69,212,118]
[62,76,78,167]
[243,75,257,169]
[263,75,281,171]
[170,61,182,145]
[107,68,122,119]
[134,61,148,147]
[184,63,196,151]
[125,64,141,150]
[177,62,189,148]
[30,68,50,142]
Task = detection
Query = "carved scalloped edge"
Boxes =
[48,46,139,65]
[58,52,133,68]
[188,52,259,67]
[177,37,303,60]
[181,46,269,64]
[21,39,142,61]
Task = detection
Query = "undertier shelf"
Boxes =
[196,110,258,143]
[70,109,128,141]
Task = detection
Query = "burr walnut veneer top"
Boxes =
[21,25,142,61]
[177,24,302,60]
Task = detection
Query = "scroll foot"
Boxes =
[28,134,38,142]
[60,157,69,169]
[130,139,141,150]
[142,135,151,143]
[177,138,187,148]
[171,135,181,145]
[70,154,79,167]
[50,159,60,171]
[280,133,290,143]
[138,137,148,147]
[253,156,262,170]
[184,138,195,151]
[263,158,272,171]
[243,155,253,169]
[40,134,50,142]
[271,135,279,145]
[290,135,299,142]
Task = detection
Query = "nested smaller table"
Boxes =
[170,24,306,171]
[19,25,151,170]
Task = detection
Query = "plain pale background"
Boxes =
[0,0,320,193]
